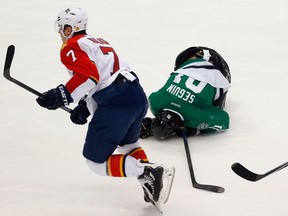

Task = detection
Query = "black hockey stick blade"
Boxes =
[4,45,15,73]
[231,161,288,182]
[182,129,225,193]
[3,45,71,113]
[192,180,225,193]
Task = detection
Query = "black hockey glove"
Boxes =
[70,98,90,125]
[175,126,199,137]
[36,84,73,110]
[140,117,153,139]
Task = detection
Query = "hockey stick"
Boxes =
[231,161,288,182]
[182,129,225,193]
[3,45,71,113]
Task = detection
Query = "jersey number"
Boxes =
[100,46,120,74]
[65,47,120,74]
[66,50,77,62]
[173,73,207,93]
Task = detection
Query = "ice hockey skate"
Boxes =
[138,163,175,213]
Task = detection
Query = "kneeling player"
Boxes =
[141,46,231,140]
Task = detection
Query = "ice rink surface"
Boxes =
[0,0,287,215]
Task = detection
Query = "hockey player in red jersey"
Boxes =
[36,7,174,211]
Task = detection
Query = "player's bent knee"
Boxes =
[86,159,107,176]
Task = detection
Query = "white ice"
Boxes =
[0,0,287,215]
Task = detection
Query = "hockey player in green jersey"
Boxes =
[140,46,231,140]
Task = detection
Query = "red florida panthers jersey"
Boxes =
[60,34,131,106]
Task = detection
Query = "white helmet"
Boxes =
[55,7,88,38]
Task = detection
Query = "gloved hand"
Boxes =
[140,117,153,139]
[70,98,90,125]
[36,84,73,110]
[175,126,199,137]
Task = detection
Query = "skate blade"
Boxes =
[152,200,163,214]
[159,167,175,204]
[143,187,163,214]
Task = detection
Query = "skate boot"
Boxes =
[138,163,176,213]
[141,186,152,203]
[138,165,164,203]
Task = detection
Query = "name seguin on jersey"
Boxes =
[166,84,195,104]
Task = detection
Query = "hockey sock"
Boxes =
[106,154,127,177]
[117,141,149,162]
[106,155,144,177]
[128,147,149,163]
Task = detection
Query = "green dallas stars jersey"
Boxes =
[148,58,230,133]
